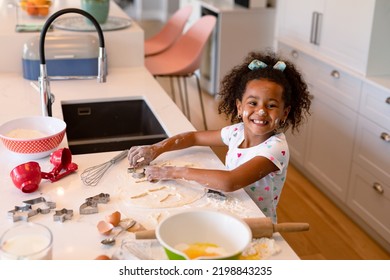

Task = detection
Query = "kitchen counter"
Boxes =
[0,68,299,260]
[0,0,144,73]
[0,1,299,260]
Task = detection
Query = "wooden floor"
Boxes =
[278,165,390,260]
[130,14,390,260]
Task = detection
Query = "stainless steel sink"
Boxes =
[61,99,167,155]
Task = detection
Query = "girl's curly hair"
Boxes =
[218,51,311,134]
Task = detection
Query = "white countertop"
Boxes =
[0,0,144,73]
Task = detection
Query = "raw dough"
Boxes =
[121,160,206,209]
[124,180,206,208]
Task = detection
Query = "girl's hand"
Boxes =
[127,145,156,168]
[145,166,184,182]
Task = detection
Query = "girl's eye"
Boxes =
[248,101,257,106]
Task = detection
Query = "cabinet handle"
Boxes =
[386,97,390,104]
[310,12,322,45]
[291,50,299,58]
[77,107,92,116]
[330,70,340,79]
[315,13,322,45]
[372,182,384,195]
[310,12,318,44]
[380,132,390,142]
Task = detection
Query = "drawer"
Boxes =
[348,164,390,243]
[278,42,362,111]
[354,116,390,179]
[277,43,318,86]
[360,82,390,131]
[315,61,362,111]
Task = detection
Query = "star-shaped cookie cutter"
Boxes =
[79,193,110,215]
[7,197,56,222]
[7,205,34,222]
[53,208,73,222]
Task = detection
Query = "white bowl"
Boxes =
[156,209,252,260]
[0,116,66,160]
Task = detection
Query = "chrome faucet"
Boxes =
[39,8,107,116]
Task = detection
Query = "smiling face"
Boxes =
[236,79,291,147]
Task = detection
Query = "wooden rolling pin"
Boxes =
[244,217,309,238]
[134,217,309,239]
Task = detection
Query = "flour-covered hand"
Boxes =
[127,145,156,168]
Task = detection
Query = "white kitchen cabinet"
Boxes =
[277,0,325,45]
[304,86,358,201]
[359,82,390,132]
[285,121,309,167]
[348,84,390,241]
[351,113,390,182]
[276,0,390,252]
[348,164,390,245]
[303,60,361,200]
[279,43,360,201]
[278,44,316,167]
[353,106,390,180]
[276,0,390,76]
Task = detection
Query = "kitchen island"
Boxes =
[0,1,300,260]
[0,68,300,260]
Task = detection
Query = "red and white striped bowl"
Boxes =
[0,116,66,160]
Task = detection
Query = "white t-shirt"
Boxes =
[221,122,289,223]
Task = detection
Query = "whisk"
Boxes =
[81,150,128,186]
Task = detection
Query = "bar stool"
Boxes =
[144,5,192,57]
[145,15,216,130]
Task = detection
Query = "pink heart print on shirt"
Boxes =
[258,196,264,201]
[264,186,270,191]
[237,153,242,158]
[281,150,286,156]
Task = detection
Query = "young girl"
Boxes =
[128,51,311,222]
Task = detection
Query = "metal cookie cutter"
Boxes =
[128,167,146,179]
[23,197,56,214]
[206,189,227,201]
[86,193,110,204]
[53,208,73,222]
[7,197,57,222]
[79,193,110,215]
[7,205,34,222]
